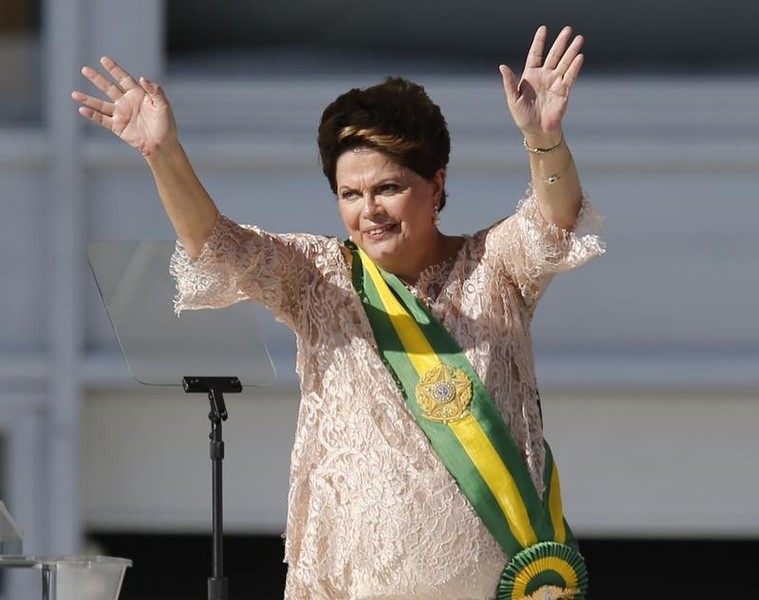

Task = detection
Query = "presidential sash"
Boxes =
[350,245,588,600]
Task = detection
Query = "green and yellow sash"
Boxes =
[350,245,588,600]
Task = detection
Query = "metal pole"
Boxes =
[208,388,228,600]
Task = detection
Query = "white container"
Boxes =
[0,555,132,600]
[46,556,132,600]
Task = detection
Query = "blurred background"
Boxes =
[1,0,758,598]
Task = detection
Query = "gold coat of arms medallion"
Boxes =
[415,363,473,423]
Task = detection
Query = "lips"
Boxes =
[363,222,398,239]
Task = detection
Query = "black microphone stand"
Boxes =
[182,376,242,600]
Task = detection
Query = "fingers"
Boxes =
[562,54,584,87]
[498,64,519,105]
[524,25,584,79]
[139,76,162,97]
[80,64,124,102]
[524,25,547,69]
[555,34,584,75]
[543,26,574,70]
[100,56,140,92]
[75,104,114,130]
[71,88,116,131]
[71,90,114,117]
[78,56,141,101]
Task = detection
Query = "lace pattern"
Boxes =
[171,191,604,599]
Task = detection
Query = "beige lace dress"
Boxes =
[171,191,604,600]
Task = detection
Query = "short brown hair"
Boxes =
[317,77,451,210]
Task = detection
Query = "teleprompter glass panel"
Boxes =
[88,240,275,387]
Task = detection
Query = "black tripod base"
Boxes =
[208,577,228,600]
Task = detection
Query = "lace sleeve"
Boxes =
[486,188,605,310]
[169,214,314,328]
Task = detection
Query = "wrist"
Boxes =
[143,135,183,164]
[523,131,564,154]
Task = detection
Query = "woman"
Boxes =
[74,25,603,600]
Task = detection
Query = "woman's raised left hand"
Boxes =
[499,25,584,143]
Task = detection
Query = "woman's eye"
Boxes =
[341,191,359,201]
[376,184,398,195]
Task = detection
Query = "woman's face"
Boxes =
[336,148,444,279]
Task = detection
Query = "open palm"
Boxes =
[500,26,584,136]
[72,56,176,157]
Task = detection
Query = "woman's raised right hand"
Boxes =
[72,56,177,157]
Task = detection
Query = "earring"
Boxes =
[432,207,440,226]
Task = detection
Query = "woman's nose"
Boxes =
[362,194,381,217]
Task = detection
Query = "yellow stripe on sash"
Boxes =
[448,417,538,548]
[548,462,567,544]
[363,256,538,549]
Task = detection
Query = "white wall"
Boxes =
[82,385,759,539]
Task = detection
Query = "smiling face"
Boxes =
[336,147,445,282]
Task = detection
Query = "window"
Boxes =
[165,1,759,76]
[0,0,42,124]
[165,0,504,76]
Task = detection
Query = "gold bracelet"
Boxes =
[538,154,573,185]
[523,134,564,154]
